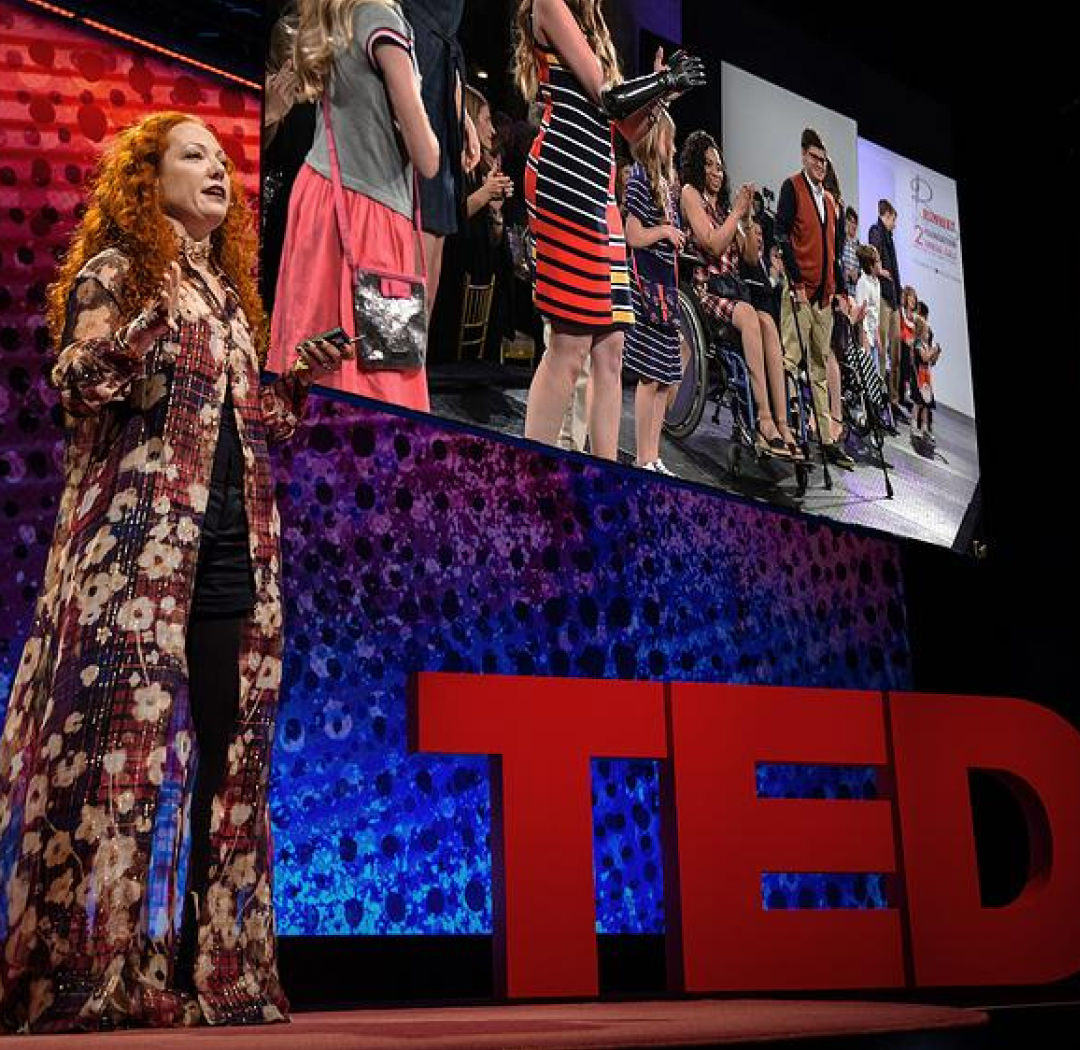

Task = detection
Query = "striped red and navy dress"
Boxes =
[524,45,634,329]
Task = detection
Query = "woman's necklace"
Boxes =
[179,232,212,268]
[178,236,227,312]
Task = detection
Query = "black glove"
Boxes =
[600,52,707,121]
[665,50,706,95]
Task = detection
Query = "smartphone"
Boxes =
[306,326,353,350]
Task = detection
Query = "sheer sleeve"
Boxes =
[50,253,162,419]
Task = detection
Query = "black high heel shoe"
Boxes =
[754,423,793,460]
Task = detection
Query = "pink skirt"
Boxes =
[269,164,430,412]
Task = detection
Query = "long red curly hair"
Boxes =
[46,111,267,361]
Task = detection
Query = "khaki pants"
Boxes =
[781,285,835,436]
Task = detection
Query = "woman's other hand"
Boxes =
[661,224,686,250]
[484,170,514,205]
[734,183,754,219]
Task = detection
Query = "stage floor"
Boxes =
[429,364,979,551]
[15,999,987,1049]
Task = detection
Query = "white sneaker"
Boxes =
[653,459,677,477]
[639,461,659,472]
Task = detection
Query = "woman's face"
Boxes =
[476,104,495,152]
[158,121,230,241]
[704,147,723,197]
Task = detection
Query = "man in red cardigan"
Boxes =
[775,128,855,469]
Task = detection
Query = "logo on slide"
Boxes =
[911,174,933,212]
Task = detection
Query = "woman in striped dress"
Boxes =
[513,0,704,460]
[624,109,686,474]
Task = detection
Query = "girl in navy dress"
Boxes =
[624,109,686,474]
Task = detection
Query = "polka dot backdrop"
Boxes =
[0,2,911,941]
[269,398,909,935]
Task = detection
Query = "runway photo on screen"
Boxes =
[263,9,982,553]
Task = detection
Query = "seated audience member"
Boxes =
[431,85,516,360]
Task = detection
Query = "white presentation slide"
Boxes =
[857,138,974,419]
[720,62,859,218]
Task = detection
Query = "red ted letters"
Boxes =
[412,674,1080,997]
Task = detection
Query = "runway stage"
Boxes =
[14,999,987,1049]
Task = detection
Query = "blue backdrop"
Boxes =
[266,398,908,935]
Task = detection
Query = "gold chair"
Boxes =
[456,273,496,361]
[500,331,537,368]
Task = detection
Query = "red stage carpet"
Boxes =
[11,999,987,1048]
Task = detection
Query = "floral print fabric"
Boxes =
[0,249,305,1031]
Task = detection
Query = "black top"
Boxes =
[868,218,902,308]
[191,387,255,620]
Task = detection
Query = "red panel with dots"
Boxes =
[0,0,260,673]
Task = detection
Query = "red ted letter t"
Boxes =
[412,672,667,998]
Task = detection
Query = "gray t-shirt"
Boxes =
[306,2,417,219]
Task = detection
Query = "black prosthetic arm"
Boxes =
[600,50,706,121]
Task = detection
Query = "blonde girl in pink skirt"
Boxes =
[270,0,439,410]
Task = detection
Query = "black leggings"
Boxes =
[174,614,243,987]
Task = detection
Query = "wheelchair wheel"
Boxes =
[664,287,710,440]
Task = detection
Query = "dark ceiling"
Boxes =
[21,0,264,80]
[37,0,1077,170]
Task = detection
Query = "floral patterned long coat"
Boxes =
[0,248,307,1031]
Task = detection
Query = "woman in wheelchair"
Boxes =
[678,131,798,460]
